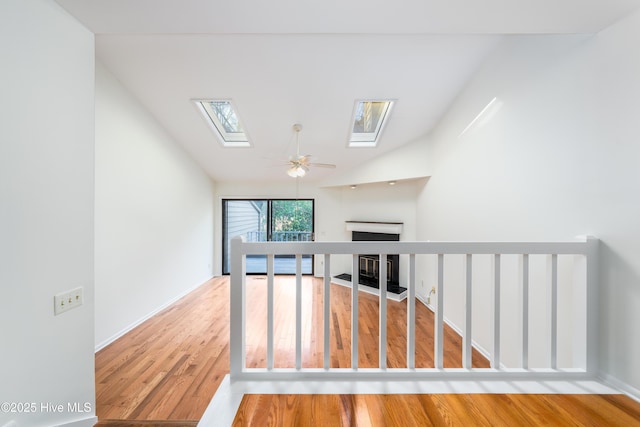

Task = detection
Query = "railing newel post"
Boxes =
[230,235,246,378]
[584,236,600,376]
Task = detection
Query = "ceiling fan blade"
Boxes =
[309,162,336,169]
[298,156,311,166]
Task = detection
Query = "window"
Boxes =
[222,199,314,275]
[194,99,251,147]
[348,100,394,147]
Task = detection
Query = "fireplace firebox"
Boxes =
[352,231,403,294]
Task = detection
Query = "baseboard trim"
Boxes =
[599,372,640,403]
[95,276,214,352]
[415,295,496,366]
[331,277,407,302]
[96,420,197,426]
[58,415,99,427]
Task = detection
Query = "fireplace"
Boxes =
[352,230,402,293]
[333,221,406,296]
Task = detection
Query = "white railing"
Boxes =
[245,230,313,242]
[230,236,599,382]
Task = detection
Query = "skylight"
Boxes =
[194,99,251,147]
[348,100,394,147]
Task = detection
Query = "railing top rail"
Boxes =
[231,236,597,256]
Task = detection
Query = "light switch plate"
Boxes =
[54,287,83,315]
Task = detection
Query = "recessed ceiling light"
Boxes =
[350,185,357,190]
[388,181,396,186]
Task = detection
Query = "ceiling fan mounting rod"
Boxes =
[293,123,303,157]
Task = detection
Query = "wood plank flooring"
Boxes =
[242,275,489,369]
[95,421,198,427]
[95,275,640,426]
[232,394,640,426]
[95,277,230,420]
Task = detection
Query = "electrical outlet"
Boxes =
[427,285,436,306]
[54,287,83,315]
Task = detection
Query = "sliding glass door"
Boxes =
[222,199,314,275]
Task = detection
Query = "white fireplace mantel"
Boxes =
[345,221,403,235]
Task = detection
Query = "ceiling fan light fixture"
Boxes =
[285,123,336,178]
[287,165,306,177]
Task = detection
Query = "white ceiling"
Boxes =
[57,0,640,184]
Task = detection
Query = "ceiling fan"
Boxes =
[286,123,336,178]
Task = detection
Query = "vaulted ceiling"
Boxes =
[57,0,640,184]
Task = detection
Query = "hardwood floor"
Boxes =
[95,421,198,427]
[242,275,489,369]
[232,394,640,426]
[95,277,229,420]
[95,275,640,426]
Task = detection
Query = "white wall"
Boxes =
[319,136,432,187]
[331,180,423,288]
[95,62,215,349]
[0,1,96,426]
[417,10,640,393]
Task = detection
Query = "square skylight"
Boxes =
[348,100,394,147]
[194,99,251,147]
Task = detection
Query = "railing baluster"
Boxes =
[550,254,558,369]
[463,254,473,369]
[296,254,302,370]
[267,254,274,370]
[379,254,387,369]
[493,254,501,369]
[435,254,444,369]
[352,254,359,369]
[522,253,529,369]
[323,254,331,370]
[407,254,416,369]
